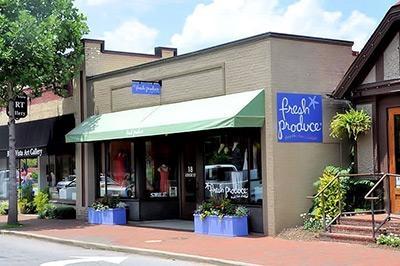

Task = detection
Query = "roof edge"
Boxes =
[87,32,353,82]
[333,4,400,98]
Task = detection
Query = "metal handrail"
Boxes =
[364,173,400,238]
[307,172,386,234]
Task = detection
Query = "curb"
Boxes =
[0,230,259,266]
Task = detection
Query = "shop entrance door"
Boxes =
[180,141,198,219]
[388,107,400,213]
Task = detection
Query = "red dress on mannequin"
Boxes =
[158,165,169,193]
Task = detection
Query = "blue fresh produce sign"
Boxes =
[132,81,161,95]
[277,92,323,143]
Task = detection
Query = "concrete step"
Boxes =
[340,217,400,231]
[331,224,375,236]
[320,232,375,244]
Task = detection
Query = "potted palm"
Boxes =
[88,195,127,225]
[194,198,249,237]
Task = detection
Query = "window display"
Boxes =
[145,140,177,198]
[204,131,262,204]
[99,141,135,198]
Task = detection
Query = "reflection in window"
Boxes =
[204,132,262,204]
[204,135,250,204]
[99,141,135,198]
[145,140,178,198]
[250,142,262,204]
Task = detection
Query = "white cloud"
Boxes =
[171,0,376,53]
[100,20,159,54]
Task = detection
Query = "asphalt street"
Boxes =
[0,235,211,266]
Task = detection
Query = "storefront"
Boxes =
[332,3,400,215]
[0,114,76,202]
[68,31,355,235]
[67,90,265,231]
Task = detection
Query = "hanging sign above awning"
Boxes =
[132,80,161,95]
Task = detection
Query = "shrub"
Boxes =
[312,166,349,220]
[300,213,323,232]
[34,189,50,215]
[39,204,76,219]
[0,201,8,215]
[54,206,76,219]
[377,234,400,247]
[38,204,57,219]
[18,183,36,214]
[31,172,39,182]
[18,198,36,214]
[194,198,248,220]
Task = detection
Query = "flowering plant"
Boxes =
[91,195,126,211]
[194,198,248,220]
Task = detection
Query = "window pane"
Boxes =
[204,135,250,203]
[145,140,178,198]
[107,141,135,198]
[250,142,262,204]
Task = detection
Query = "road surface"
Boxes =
[0,235,211,266]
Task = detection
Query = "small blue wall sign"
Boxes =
[132,81,161,95]
[277,92,323,143]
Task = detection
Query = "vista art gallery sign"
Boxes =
[277,92,323,143]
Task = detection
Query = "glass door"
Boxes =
[388,107,400,213]
[180,141,197,219]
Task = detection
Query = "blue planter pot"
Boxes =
[194,214,248,237]
[88,207,126,225]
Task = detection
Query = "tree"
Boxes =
[0,0,88,224]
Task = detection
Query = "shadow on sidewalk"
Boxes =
[0,214,95,232]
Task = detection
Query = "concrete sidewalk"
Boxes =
[1,215,400,266]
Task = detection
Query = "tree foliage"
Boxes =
[0,0,89,104]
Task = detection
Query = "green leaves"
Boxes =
[312,166,349,220]
[0,0,89,105]
[330,107,372,141]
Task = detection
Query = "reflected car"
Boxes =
[99,175,135,198]
[205,164,238,181]
[56,175,76,191]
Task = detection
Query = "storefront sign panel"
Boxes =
[277,92,323,143]
[7,147,44,158]
[132,81,161,95]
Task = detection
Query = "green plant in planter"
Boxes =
[91,195,126,211]
[0,201,8,215]
[18,184,36,214]
[194,198,248,220]
[330,107,372,141]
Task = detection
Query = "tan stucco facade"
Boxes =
[83,34,355,234]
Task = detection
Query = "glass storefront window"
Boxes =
[99,141,135,199]
[54,154,76,201]
[203,131,262,204]
[145,140,178,199]
[249,142,262,204]
[204,135,250,203]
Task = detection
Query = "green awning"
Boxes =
[66,89,265,143]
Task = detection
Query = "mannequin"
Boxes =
[158,164,170,193]
[231,141,243,170]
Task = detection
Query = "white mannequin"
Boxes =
[232,141,239,151]
[218,143,225,154]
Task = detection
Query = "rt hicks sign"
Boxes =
[7,94,28,119]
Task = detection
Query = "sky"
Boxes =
[74,0,397,55]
